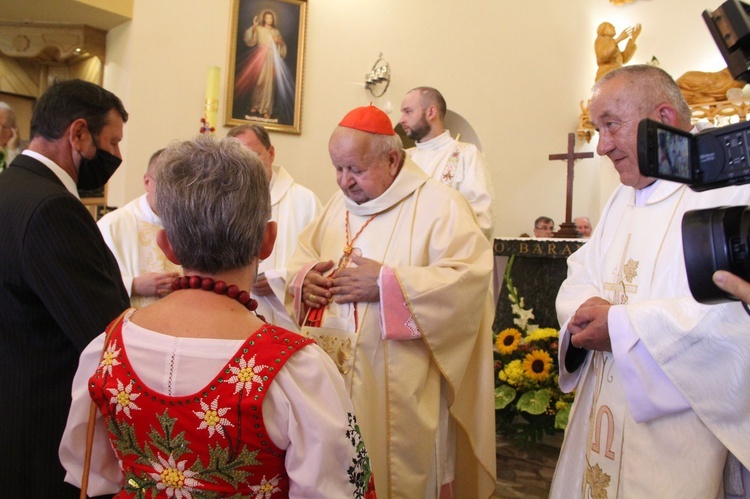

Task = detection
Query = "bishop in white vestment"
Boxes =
[286,105,496,498]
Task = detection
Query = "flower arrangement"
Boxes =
[494,255,574,444]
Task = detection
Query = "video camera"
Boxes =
[636,0,750,304]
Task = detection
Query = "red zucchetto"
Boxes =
[338,104,395,135]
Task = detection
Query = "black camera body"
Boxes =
[638,118,750,191]
[637,117,750,303]
[631,0,750,304]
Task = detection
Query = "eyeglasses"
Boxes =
[535,225,554,231]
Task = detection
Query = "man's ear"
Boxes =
[68,118,90,153]
[425,104,438,122]
[656,104,680,127]
[156,229,181,265]
[260,221,277,260]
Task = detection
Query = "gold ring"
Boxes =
[309,293,316,300]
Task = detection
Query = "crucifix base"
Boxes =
[554,222,579,239]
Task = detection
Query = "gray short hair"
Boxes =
[368,133,403,163]
[156,135,270,274]
[593,65,692,126]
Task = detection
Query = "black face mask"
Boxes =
[77,145,122,191]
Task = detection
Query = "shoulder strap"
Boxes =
[80,308,130,499]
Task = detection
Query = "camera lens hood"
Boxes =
[682,206,746,303]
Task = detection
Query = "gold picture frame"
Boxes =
[226,0,307,134]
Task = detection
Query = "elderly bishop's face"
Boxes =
[329,127,399,204]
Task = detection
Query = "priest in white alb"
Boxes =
[286,105,496,498]
[399,86,495,240]
[550,65,750,498]
[228,124,321,331]
[98,149,181,308]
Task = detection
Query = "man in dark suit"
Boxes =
[0,80,130,497]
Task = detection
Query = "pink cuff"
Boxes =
[378,266,421,340]
[290,262,317,326]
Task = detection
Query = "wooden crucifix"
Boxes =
[548,132,594,238]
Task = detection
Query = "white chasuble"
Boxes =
[552,181,750,499]
[286,157,497,498]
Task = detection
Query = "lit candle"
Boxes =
[204,65,220,133]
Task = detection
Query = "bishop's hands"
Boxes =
[330,254,382,304]
[302,255,382,308]
[568,297,612,352]
[303,260,334,309]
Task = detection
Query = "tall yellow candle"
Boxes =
[204,65,220,133]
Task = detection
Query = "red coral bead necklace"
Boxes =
[171,275,259,312]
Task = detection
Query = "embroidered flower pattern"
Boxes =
[226,354,269,396]
[99,339,121,376]
[107,378,141,418]
[193,395,233,438]
[250,475,281,498]
[148,453,201,499]
[345,413,375,498]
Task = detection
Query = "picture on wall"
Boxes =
[226,0,307,134]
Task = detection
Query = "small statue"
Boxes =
[595,22,641,81]
[676,68,745,104]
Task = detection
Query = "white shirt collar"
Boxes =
[21,150,80,199]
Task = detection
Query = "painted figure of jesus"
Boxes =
[236,9,290,122]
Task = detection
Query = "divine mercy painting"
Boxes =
[226,0,307,133]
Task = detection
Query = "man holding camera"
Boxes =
[550,65,750,497]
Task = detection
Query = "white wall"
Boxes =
[103,0,728,237]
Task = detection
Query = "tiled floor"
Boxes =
[494,434,562,498]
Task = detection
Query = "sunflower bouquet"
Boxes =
[493,255,574,444]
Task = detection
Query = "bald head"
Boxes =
[574,217,592,237]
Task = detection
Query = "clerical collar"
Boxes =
[415,130,453,150]
[635,180,659,207]
[343,156,428,216]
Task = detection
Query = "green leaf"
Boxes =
[555,404,571,430]
[495,385,516,410]
[517,389,550,415]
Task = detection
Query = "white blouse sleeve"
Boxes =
[264,343,368,498]
[59,333,123,494]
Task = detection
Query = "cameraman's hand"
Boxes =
[713,270,750,305]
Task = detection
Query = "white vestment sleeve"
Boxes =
[455,147,495,241]
[608,305,690,422]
